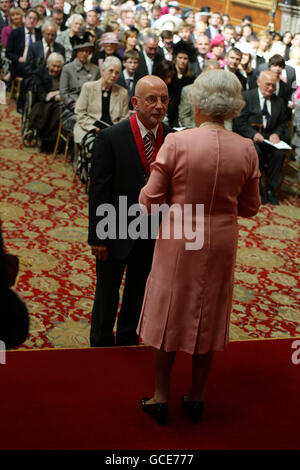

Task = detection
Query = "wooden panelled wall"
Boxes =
[180,0,282,32]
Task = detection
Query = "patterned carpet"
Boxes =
[0,102,300,349]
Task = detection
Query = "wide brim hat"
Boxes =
[73,32,94,50]
[99,32,121,47]
[73,41,94,50]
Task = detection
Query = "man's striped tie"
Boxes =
[143,131,155,164]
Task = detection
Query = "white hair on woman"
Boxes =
[189,69,245,121]
[102,56,122,71]
[66,13,84,28]
[47,52,65,66]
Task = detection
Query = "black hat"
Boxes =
[198,6,211,15]
[173,40,197,61]
[72,32,94,50]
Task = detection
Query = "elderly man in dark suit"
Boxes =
[233,70,289,205]
[5,8,42,112]
[257,53,296,115]
[88,75,174,347]
[136,30,163,80]
[24,20,65,88]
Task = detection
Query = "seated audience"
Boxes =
[74,56,129,144]
[167,40,195,128]
[91,31,121,74]
[233,70,289,205]
[238,45,257,90]
[59,38,100,133]
[119,27,140,58]
[1,7,24,49]
[117,49,140,109]
[190,33,210,77]
[206,34,226,68]
[159,29,174,62]
[178,58,220,128]
[224,47,247,90]
[135,30,162,80]
[5,8,42,112]
[56,13,84,63]
[74,56,129,182]
[24,20,65,89]
[28,52,64,150]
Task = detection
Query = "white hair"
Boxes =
[102,56,122,71]
[189,69,245,120]
[47,52,64,66]
[66,13,84,28]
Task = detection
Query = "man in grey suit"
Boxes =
[233,70,289,205]
[59,40,100,132]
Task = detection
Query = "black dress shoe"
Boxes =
[181,396,204,424]
[266,188,279,205]
[141,398,168,426]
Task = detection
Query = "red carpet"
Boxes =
[0,338,299,450]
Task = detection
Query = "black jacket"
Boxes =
[88,119,173,259]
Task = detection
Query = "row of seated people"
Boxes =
[1,4,299,206]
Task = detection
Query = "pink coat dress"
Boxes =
[137,128,260,355]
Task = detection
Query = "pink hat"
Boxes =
[99,33,121,48]
[210,34,225,51]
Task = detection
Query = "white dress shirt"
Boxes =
[258,88,271,128]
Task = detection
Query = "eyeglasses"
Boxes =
[135,95,169,105]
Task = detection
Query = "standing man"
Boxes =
[233,70,289,205]
[88,75,173,347]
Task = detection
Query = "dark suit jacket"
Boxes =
[117,72,137,109]
[135,50,163,80]
[24,39,65,83]
[233,88,289,142]
[190,56,205,78]
[88,119,173,259]
[0,12,8,36]
[5,27,42,64]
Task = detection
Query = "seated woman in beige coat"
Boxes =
[74,56,130,182]
[74,56,130,145]
[137,69,261,426]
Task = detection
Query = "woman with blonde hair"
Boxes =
[137,69,260,425]
[1,6,24,48]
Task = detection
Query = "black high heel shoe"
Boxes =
[141,397,168,426]
[181,396,204,424]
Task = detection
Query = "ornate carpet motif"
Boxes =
[0,103,299,349]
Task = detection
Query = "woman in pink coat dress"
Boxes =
[137,69,261,425]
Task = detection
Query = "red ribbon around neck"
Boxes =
[130,113,163,177]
